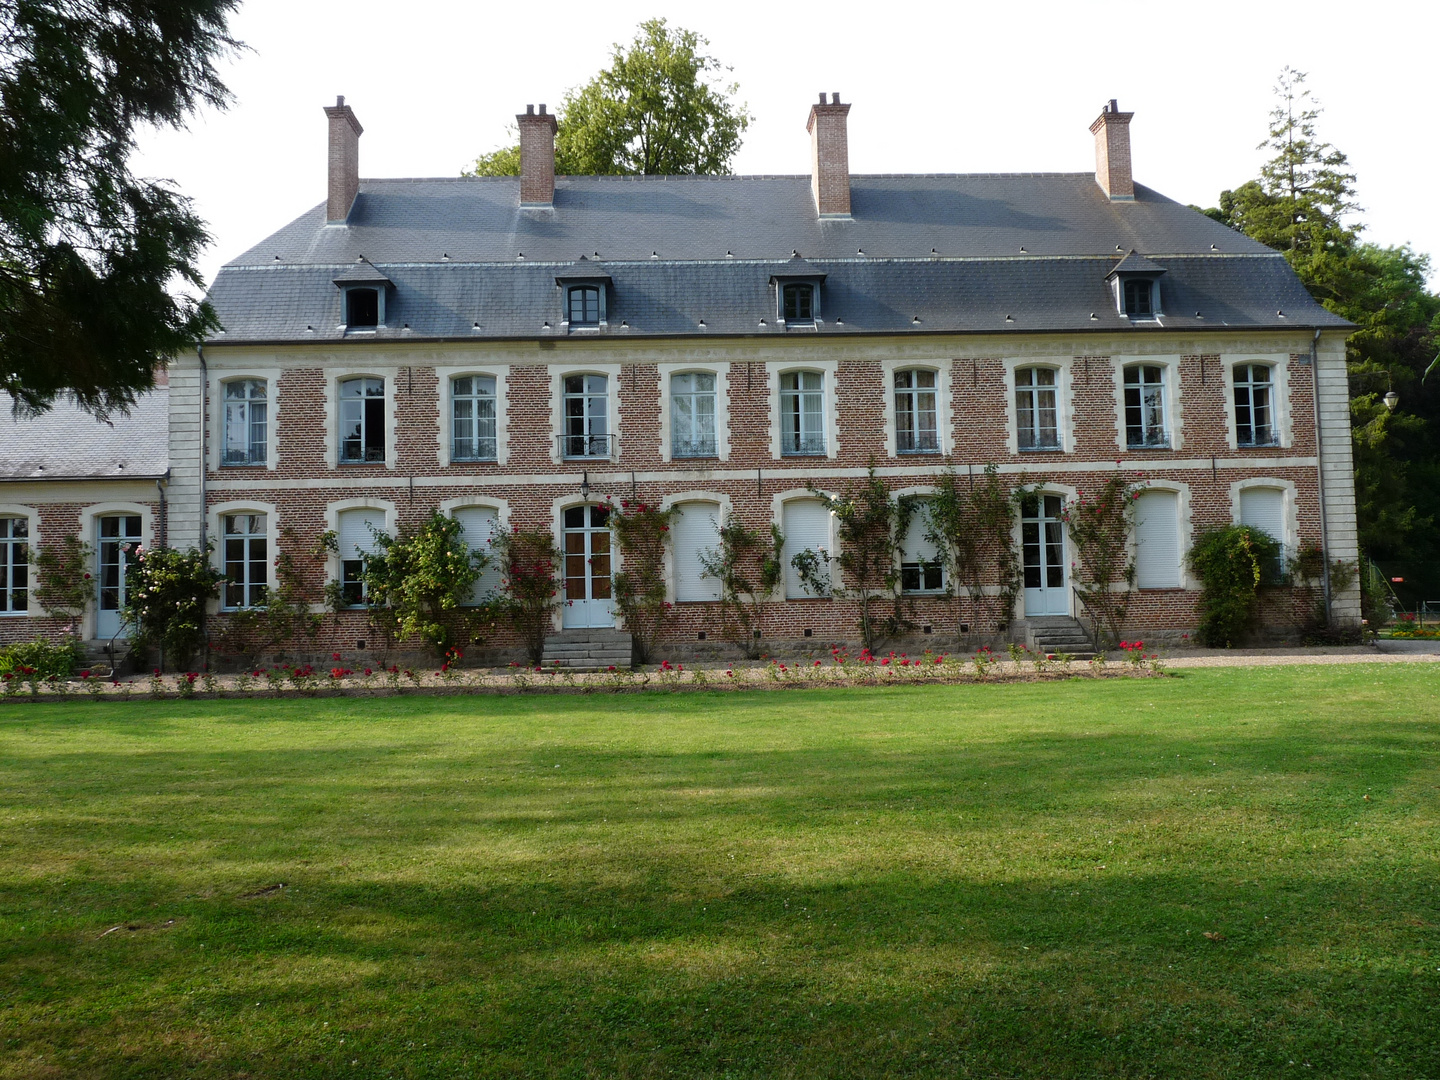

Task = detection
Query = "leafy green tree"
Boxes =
[1,0,239,417]
[122,544,225,670]
[467,19,750,177]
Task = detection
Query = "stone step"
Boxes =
[541,630,634,671]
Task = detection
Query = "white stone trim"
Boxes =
[657,362,731,463]
[0,503,41,618]
[881,358,953,459]
[1220,353,1293,451]
[766,359,840,460]
[657,490,733,604]
[1002,356,1075,455]
[208,367,281,471]
[435,364,511,468]
[324,370,399,471]
[207,500,280,612]
[549,364,623,466]
[322,498,398,591]
[1112,355,1184,452]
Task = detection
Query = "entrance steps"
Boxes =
[81,639,132,678]
[541,629,634,671]
[1022,617,1098,660]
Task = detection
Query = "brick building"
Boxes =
[0,93,1358,662]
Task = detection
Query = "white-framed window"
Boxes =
[894,370,939,454]
[1134,490,1181,588]
[671,501,722,602]
[451,375,498,462]
[339,377,386,463]
[451,505,503,604]
[337,507,386,605]
[780,371,825,456]
[898,501,943,594]
[1234,364,1276,447]
[781,498,831,598]
[221,379,267,466]
[671,372,718,458]
[1239,486,1287,580]
[221,513,268,609]
[563,374,610,458]
[1123,364,1169,448]
[567,285,602,327]
[1015,366,1060,450]
[0,516,28,613]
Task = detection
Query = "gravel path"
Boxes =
[1158,642,1439,669]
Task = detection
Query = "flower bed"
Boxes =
[0,645,1168,700]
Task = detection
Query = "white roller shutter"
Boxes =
[1134,490,1180,588]
[900,500,938,564]
[338,508,386,558]
[1240,487,1285,549]
[453,507,502,603]
[782,499,831,598]
[672,502,721,602]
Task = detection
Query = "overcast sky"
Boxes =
[133,0,1439,289]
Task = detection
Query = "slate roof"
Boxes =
[0,390,169,480]
[205,173,1349,343]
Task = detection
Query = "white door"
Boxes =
[96,514,141,639]
[562,505,614,628]
[1022,494,1068,616]
[673,502,721,602]
[453,507,502,603]
[1134,491,1181,588]
[782,499,831,598]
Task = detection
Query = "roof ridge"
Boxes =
[359,172,1100,185]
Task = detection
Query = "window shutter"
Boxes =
[453,507,502,602]
[900,501,937,564]
[1134,491,1180,588]
[1239,488,1285,547]
[782,499,831,598]
[672,502,721,602]
[338,509,385,558]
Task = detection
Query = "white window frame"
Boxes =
[1130,482,1192,590]
[325,500,397,608]
[549,364,622,465]
[658,492,733,603]
[435,364,509,467]
[449,374,499,463]
[893,490,944,595]
[208,369,279,471]
[1222,354,1293,451]
[81,502,154,640]
[1230,477,1299,564]
[884,362,949,457]
[0,505,37,616]
[324,372,397,470]
[208,500,279,612]
[658,363,731,463]
[773,489,836,598]
[438,496,510,606]
[767,360,838,460]
[1112,356,1183,452]
[1002,358,1073,455]
[217,508,271,611]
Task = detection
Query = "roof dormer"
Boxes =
[1107,250,1165,321]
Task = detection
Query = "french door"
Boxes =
[96,514,142,639]
[562,505,614,629]
[1021,494,1068,617]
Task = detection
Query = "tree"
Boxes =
[467,19,750,178]
[1201,68,1440,603]
[0,0,239,417]
[360,512,487,656]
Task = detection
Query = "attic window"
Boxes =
[568,286,601,327]
[1123,278,1155,318]
[347,288,379,328]
[782,283,814,325]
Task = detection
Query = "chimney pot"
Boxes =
[517,102,559,207]
[818,92,826,104]
[323,96,363,222]
[807,93,852,217]
[1089,99,1135,201]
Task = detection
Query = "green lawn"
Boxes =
[2,667,1438,1079]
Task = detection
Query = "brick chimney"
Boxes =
[1090,99,1135,201]
[807,93,852,218]
[323,95,363,222]
[517,104,559,207]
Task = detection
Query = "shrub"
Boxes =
[1062,474,1145,648]
[607,499,677,664]
[697,518,784,659]
[1186,526,1281,647]
[360,511,490,655]
[121,545,225,669]
[927,463,1022,644]
[807,465,901,652]
[0,637,84,680]
[495,529,563,665]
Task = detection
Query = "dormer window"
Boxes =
[346,287,379,328]
[782,283,814,324]
[1123,278,1154,317]
[568,286,601,327]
